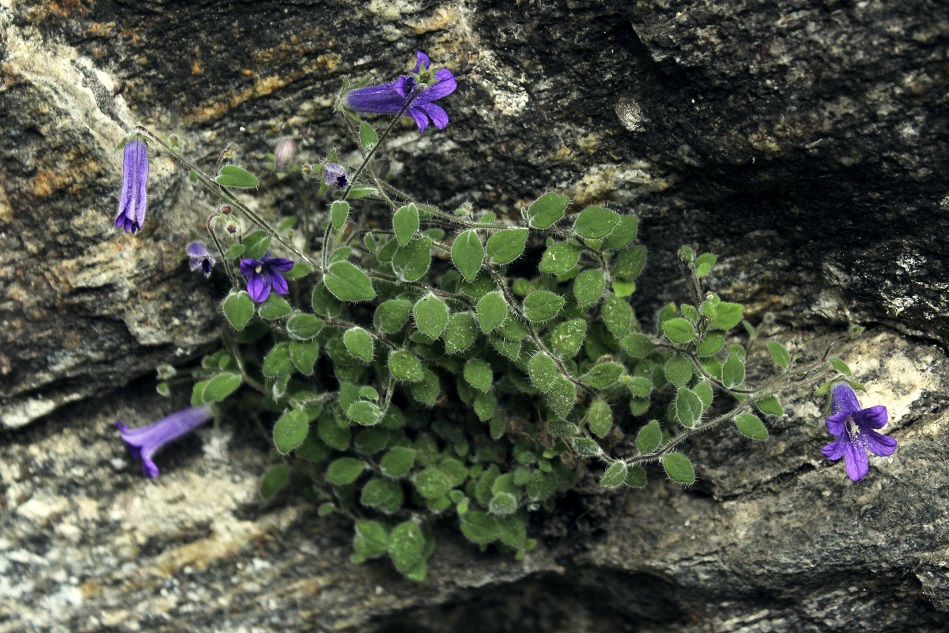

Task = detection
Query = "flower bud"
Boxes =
[274,137,295,171]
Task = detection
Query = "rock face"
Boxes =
[1,0,947,631]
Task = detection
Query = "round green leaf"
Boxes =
[259,464,290,500]
[324,261,376,302]
[413,294,450,339]
[735,413,769,440]
[202,372,242,403]
[414,468,453,499]
[722,351,746,389]
[388,520,426,573]
[380,446,416,478]
[216,164,259,188]
[360,478,403,515]
[545,376,576,419]
[476,291,508,333]
[585,398,613,438]
[663,317,697,344]
[662,452,695,485]
[444,311,479,354]
[392,237,432,282]
[635,420,662,454]
[273,408,309,454]
[613,245,647,279]
[451,229,484,282]
[527,352,559,393]
[601,294,633,338]
[573,269,606,307]
[331,200,350,231]
[550,319,586,356]
[359,121,379,150]
[374,299,412,333]
[486,228,529,265]
[393,204,420,246]
[711,302,744,330]
[580,362,624,389]
[353,520,388,558]
[326,457,366,485]
[346,401,383,426]
[488,492,518,516]
[664,354,693,389]
[696,331,726,357]
[767,341,791,370]
[464,359,493,392]
[343,327,374,364]
[286,313,324,340]
[574,206,620,239]
[675,388,703,427]
[756,395,784,417]
[526,192,568,229]
[222,291,255,331]
[602,214,639,250]
[522,290,565,322]
[263,342,294,378]
[538,242,581,275]
[258,295,292,320]
[389,349,424,382]
[599,462,628,489]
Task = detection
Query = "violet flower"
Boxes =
[116,404,213,477]
[186,240,215,276]
[115,137,149,233]
[239,252,294,303]
[821,382,897,481]
[323,163,349,189]
[344,51,457,132]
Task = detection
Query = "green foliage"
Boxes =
[165,75,821,582]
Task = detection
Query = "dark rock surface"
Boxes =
[2,0,947,630]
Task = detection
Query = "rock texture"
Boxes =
[1,0,948,631]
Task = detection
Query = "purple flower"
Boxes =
[323,163,349,189]
[116,404,214,477]
[115,137,149,233]
[186,240,215,276]
[240,252,294,303]
[821,382,897,481]
[344,51,457,132]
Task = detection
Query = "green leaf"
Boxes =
[522,290,565,322]
[374,299,412,333]
[711,302,744,330]
[284,262,312,280]
[663,318,697,344]
[318,415,350,451]
[289,340,319,376]
[392,237,432,282]
[444,311,479,354]
[346,184,377,199]
[415,468,453,499]
[388,520,426,573]
[360,478,403,514]
[664,354,693,389]
[353,520,388,559]
[311,282,342,317]
[393,203,420,247]
[488,492,518,516]
[695,253,717,277]
[601,294,633,338]
[353,428,388,454]
[241,230,271,261]
[574,206,620,239]
[628,375,652,398]
[451,229,484,282]
[258,295,292,319]
[359,120,379,150]
[486,228,529,265]
[735,413,769,440]
[550,319,586,356]
[603,214,639,250]
[342,327,374,364]
[829,357,852,376]
[324,261,375,302]
[273,408,309,453]
[527,352,559,393]
[767,341,791,370]
[722,351,746,389]
[696,331,726,357]
[538,242,581,275]
[526,192,569,229]
[662,452,695,484]
[263,342,294,377]
[286,313,324,340]
[347,401,383,426]
[216,164,259,188]
[259,464,290,500]
[585,398,613,438]
[613,245,647,279]
[476,291,508,333]
[636,420,662,454]
[625,464,647,488]
[389,349,424,382]
[474,391,497,421]
[413,294,450,339]
[694,379,713,409]
[202,372,242,403]
[570,437,602,457]
[464,359,493,392]
[329,200,350,231]
[580,361,624,389]
[545,376,576,419]
[599,462,628,489]
[459,510,500,545]
[573,269,606,307]
[380,446,416,478]
[222,291,255,331]
[756,395,784,417]
[410,368,440,407]
[618,332,654,358]
[675,388,703,427]
[326,457,366,485]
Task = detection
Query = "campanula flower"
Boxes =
[239,252,294,303]
[323,163,349,188]
[344,51,457,132]
[116,404,214,477]
[115,137,149,233]
[821,382,897,481]
[186,240,215,276]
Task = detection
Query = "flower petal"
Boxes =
[824,411,849,436]
[418,102,449,129]
[423,68,457,101]
[239,259,261,276]
[842,440,869,481]
[116,138,149,233]
[855,405,888,430]
[345,82,405,114]
[830,383,861,416]
[247,273,271,303]
[265,257,295,272]
[414,50,431,73]
[865,430,897,457]
[821,438,845,461]
[268,271,289,296]
[408,107,430,131]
